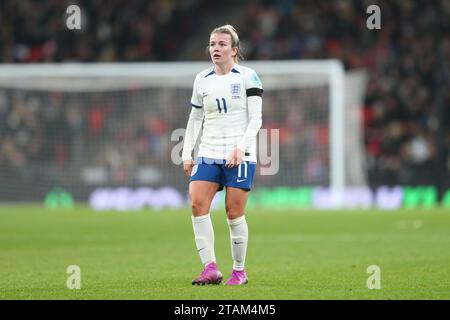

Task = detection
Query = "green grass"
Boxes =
[0,206,449,299]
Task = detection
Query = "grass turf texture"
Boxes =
[0,206,449,299]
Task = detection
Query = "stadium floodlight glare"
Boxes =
[0,61,367,206]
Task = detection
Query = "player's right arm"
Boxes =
[182,74,204,176]
[182,107,204,176]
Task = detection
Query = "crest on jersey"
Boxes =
[230,83,241,96]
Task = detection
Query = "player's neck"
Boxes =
[214,61,236,75]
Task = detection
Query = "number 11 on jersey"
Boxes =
[216,98,227,113]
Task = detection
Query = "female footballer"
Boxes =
[182,25,263,286]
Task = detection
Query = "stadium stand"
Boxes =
[1,0,449,196]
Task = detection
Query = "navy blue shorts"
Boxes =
[190,157,256,191]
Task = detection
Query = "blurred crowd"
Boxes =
[0,89,184,186]
[1,0,449,192]
[238,0,450,189]
[0,0,209,62]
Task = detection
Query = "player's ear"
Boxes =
[232,47,238,60]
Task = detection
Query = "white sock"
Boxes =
[227,215,248,271]
[192,214,216,266]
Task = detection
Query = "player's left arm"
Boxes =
[226,70,263,167]
[226,93,262,167]
[236,92,262,153]
[237,70,263,155]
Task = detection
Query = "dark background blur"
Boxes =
[1,0,449,199]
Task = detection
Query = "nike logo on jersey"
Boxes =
[237,179,247,183]
[233,241,244,245]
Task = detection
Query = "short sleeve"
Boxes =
[244,69,263,90]
[190,74,203,108]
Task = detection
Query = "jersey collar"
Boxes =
[205,65,240,77]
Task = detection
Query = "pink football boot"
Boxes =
[192,262,223,285]
[225,269,248,285]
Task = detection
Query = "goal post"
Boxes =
[0,61,368,205]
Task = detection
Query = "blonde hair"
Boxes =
[209,24,244,62]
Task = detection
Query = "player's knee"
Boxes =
[225,202,232,216]
[226,197,239,210]
[226,210,243,220]
[226,203,242,220]
[191,198,208,214]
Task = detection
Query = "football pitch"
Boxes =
[0,206,449,300]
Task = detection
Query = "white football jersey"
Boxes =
[190,64,263,163]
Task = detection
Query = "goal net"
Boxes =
[0,61,368,206]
